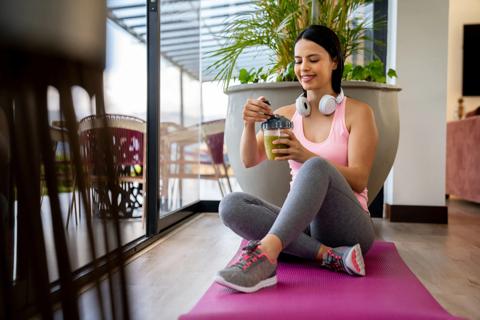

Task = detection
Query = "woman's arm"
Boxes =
[240,97,272,168]
[241,123,267,168]
[334,102,378,193]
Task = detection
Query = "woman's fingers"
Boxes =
[280,130,296,140]
[272,148,290,154]
[243,103,272,123]
[272,138,291,145]
[270,131,302,161]
[244,114,268,121]
[243,98,274,124]
[274,155,291,161]
[244,110,270,121]
[246,104,271,115]
[247,99,273,115]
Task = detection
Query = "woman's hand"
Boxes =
[272,130,316,163]
[242,96,273,126]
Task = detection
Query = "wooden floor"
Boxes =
[374,199,480,320]
[80,198,480,320]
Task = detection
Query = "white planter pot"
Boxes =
[225,81,400,207]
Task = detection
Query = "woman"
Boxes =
[215,25,378,293]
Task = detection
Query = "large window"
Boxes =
[38,3,149,282]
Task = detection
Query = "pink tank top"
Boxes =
[288,97,369,212]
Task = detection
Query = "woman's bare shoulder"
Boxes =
[273,104,296,120]
[345,97,375,129]
[346,97,373,113]
[346,97,374,119]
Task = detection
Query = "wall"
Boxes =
[384,0,449,207]
[447,0,480,121]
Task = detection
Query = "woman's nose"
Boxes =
[300,60,310,70]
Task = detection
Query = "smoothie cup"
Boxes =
[261,115,293,160]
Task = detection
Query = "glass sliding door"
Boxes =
[32,1,149,282]
[158,0,201,218]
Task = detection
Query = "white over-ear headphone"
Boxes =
[295,88,345,117]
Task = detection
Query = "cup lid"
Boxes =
[261,114,293,130]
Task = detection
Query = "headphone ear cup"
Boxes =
[296,94,311,117]
[319,95,337,115]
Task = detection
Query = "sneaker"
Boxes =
[321,243,366,276]
[215,240,277,293]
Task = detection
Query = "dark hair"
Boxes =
[295,25,344,94]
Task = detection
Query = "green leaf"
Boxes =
[343,60,396,83]
[387,68,398,78]
[351,65,366,80]
[280,61,296,81]
[343,63,353,80]
[238,68,250,84]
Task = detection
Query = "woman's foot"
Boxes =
[215,240,277,293]
[321,243,366,276]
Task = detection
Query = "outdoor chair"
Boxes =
[78,114,146,219]
[200,119,232,197]
[159,119,232,211]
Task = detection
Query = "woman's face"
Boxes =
[294,39,337,91]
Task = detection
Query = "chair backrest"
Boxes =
[200,119,226,165]
[79,114,146,173]
[160,122,184,135]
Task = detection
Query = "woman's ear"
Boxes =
[332,57,338,70]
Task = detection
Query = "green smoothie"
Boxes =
[264,135,288,160]
[261,114,293,160]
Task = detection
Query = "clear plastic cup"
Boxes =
[261,115,293,160]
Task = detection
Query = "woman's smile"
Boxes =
[301,74,316,83]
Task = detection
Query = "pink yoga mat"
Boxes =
[180,241,459,320]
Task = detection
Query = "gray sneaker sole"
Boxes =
[214,274,277,293]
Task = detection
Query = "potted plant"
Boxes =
[208,0,400,207]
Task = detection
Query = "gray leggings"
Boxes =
[219,157,375,260]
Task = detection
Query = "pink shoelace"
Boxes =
[233,241,265,271]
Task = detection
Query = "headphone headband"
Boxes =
[296,88,344,117]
